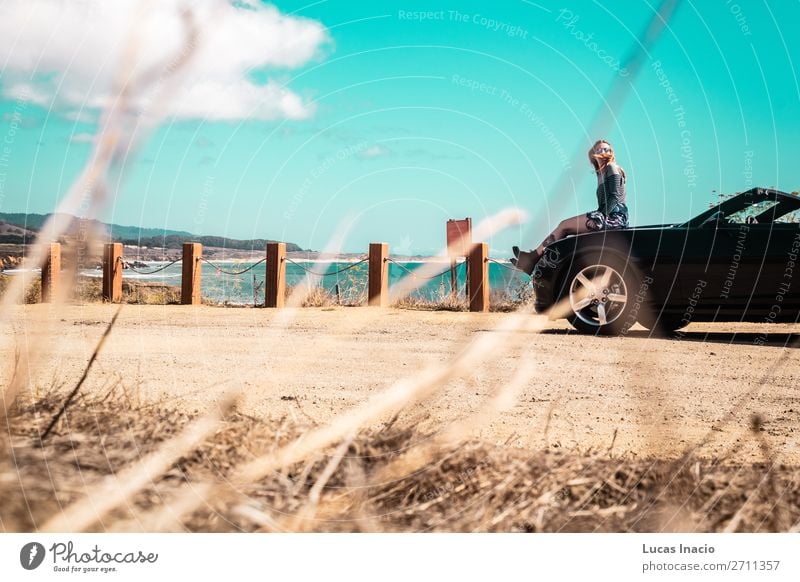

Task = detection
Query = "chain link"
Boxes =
[200,256,267,276]
[120,257,181,275]
[487,257,521,273]
[285,257,368,277]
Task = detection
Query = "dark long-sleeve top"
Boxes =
[595,163,626,215]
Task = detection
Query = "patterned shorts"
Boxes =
[586,210,629,232]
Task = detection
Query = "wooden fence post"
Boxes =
[41,242,61,303]
[368,242,389,307]
[265,242,286,308]
[181,242,202,305]
[102,242,123,303]
[468,242,489,312]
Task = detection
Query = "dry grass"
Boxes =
[393,292,467,312]
[2,271,529,310]
[392,280,533,313]
[0,275,183,305]
[0,275,41,304]
[1,271,246,307]
[489,279,534,312]
[3,394,797,533]
[292,282,531,312]
[122,281,182,305]
[80,277,182,305]
[297,286,339,308]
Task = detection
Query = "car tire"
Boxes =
[559,253,640,336]
[637,309,686,336]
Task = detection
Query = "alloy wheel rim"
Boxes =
[569,264,628,327]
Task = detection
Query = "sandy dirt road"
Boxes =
[3,304,799,464]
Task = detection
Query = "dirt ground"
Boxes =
[3,304,799,465]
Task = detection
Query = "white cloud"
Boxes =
[0,0,329,122]
[359,145,391,159]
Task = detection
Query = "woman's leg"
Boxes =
[512,212,596,274]
[534,213,594,255]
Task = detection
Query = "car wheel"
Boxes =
[561,255,639,336]
[637,309,686,335]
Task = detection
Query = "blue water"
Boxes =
[81,259,530,305]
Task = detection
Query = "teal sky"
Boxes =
[1,0,799,255]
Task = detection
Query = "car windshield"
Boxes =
[776,211,800,223]
[683,189,800,227]
[724,200,779,224]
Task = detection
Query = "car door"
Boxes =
[628,226,690,307]
[744,222,800,314]
[676,220,753,320]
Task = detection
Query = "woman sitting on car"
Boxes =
[512,139,629,273]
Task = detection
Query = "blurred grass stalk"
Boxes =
[1,5,200,412]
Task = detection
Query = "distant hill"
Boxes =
[0,212,193,239]
[127,234,303,252]
[0,212,304,252]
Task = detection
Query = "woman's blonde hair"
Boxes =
[588,139,626,180]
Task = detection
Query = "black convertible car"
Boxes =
[532,187,800,335]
